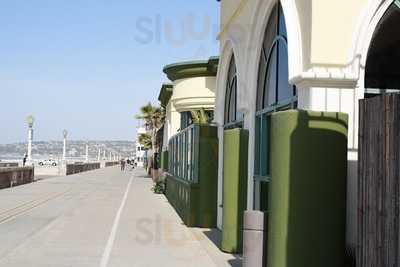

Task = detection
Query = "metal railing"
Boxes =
[168,124,201,183]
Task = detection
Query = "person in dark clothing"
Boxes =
[120,159,126,171]
[131,159,135,169]
[22,154,27,167]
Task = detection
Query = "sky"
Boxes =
[0,0,220,144]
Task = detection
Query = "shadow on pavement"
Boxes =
[202,229,243,267]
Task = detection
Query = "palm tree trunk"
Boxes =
[151,122,158,182]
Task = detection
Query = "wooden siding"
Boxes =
[358,94,400,267]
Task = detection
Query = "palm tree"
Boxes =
[138,133,152,150]
[135,103,165,175]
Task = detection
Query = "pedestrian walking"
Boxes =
[131,159,135,169]
[22,154,27,167]
[129,159,135,171]
[120,159,126,171]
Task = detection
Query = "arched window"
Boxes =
[365,1,400,97]
[254,3,297,211]
[224,55,242,128]
[256,4,296,111]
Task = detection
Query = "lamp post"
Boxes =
[26,115,35,162]
[85,143,89,162]
[62,130,68,161]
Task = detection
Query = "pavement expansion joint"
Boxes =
[0,188,73,225]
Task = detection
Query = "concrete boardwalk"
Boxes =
[0,167,239,267]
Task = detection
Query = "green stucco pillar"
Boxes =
[161,151,168,171]
[221,128,248,253]
[267,110,348,267]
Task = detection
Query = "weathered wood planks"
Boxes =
[358,94,400,267]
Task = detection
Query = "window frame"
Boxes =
[253,3,297,210]
[224,55,243,129]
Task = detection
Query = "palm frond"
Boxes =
[191,110,200,123]
[189,108,210,124]
[199,109,210,124]
[138,133,152,149]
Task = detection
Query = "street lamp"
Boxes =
[62,130,68,161]
[26,115,35,128]
[26,115,35,162]
[85,142,89,162]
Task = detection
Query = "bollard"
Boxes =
[243,210,267,267]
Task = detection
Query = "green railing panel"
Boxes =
[221,128,249,253]
[165,124,218,228]
[267,110,348,267]
[168,124,203,183]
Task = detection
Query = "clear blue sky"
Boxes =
[0,0,220,144]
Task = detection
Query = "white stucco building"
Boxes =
[159,57,219,151]
[214,0,400,254]
[135,125,147,167]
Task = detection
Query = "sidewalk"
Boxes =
[108,168,242,267]
[0,167,241,267]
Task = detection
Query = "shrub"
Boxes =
[152,180,165,194]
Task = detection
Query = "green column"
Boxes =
[221,128,248,253]
[161,151,168,171]
[196,125,219,227]
[267,110,348,267]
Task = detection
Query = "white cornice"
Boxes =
[291,66,359,89]
[172,96,216,113]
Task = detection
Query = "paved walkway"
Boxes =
[0,167,240,267]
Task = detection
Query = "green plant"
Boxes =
[152,180,165,194]
[135,103,165,148]
[138,133,152,150]
[135,102,165,169]
[190,108,210,124]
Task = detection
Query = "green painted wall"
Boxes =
[221,128,248,253]
[160,151,168,171]
[165,125,218,228]
[267,110,348,267]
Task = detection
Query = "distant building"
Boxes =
[135,123,148,167]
